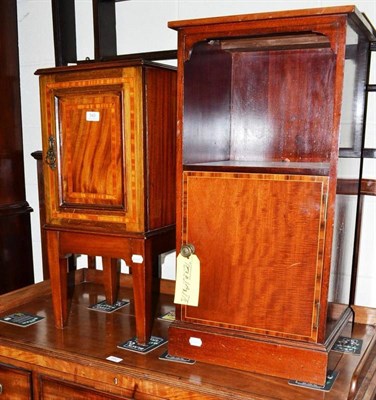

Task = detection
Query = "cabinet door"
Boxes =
[40,67,144,233]
[56,90,124,209]
[0,363,32,399]
[181,171,328,342]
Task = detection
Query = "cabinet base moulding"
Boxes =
[168,316,351,386]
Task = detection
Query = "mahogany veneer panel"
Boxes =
[230,48,335,163]
[58,90,124,208]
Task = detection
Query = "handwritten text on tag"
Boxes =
[174,253,200,307]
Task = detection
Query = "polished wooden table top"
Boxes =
[0,273,375,399]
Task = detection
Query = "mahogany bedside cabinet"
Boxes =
[36,59,176,344]
[167,6,375,384]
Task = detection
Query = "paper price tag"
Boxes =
[174,253,200,306]
[86,111,100,121]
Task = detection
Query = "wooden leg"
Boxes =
[102,257,119,305]
[87,255,96,269]
[46,230,68,329]
[131,240,152,345]
[67,254,78,272]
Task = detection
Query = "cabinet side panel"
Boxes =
[182,172,328,341]
[145,67,176,230]
[183,42,232,164]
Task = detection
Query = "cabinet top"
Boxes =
[168,5,375,40]
[35,58,175,76]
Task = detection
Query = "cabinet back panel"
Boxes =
[182,172,328,341]
[231,48,335,162]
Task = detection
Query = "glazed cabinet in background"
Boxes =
[0,0,34,295]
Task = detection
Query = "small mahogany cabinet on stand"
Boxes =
[168,6,375,385]
[36,59,176,344]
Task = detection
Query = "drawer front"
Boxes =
[39,374,216,400]
[0,363,32,399]
[39,376,130,400]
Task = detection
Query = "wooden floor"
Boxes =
[0,271,375,399]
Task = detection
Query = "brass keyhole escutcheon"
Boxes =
[180,243,195,258]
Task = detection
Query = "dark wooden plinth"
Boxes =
[0,204,34,294]
[168,308,353,386]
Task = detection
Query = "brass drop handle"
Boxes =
[0,382,2,394]
[45,135,57,170]
[180,243,195,258]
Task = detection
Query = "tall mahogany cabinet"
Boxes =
[168,6,375,385]
[0,0,34,294]
[36,60,176,343]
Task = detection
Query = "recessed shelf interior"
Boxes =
[182,32,336,174]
